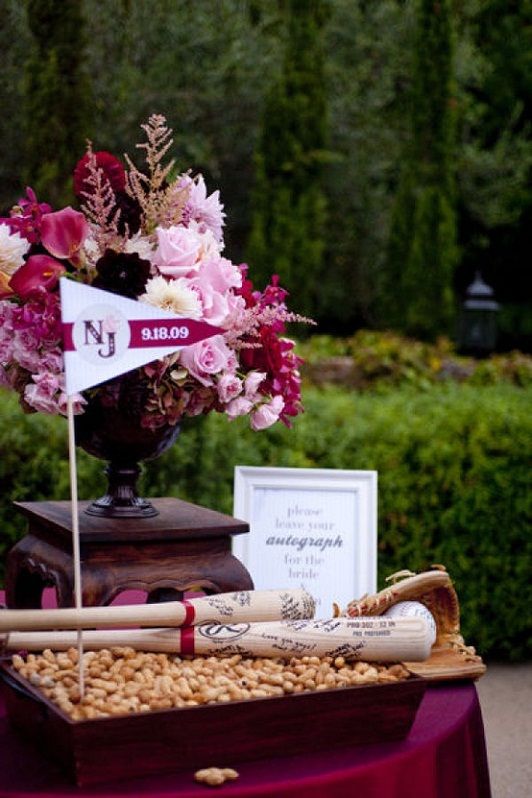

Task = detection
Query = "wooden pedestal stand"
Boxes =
[5,498,253,608]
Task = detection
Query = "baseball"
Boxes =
[383,601,437,646]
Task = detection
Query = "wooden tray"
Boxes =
[0,664,426,787]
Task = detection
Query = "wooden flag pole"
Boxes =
[67,396,84,696]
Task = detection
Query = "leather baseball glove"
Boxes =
[338,565,486,681]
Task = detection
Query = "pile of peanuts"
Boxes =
[11,648,411,721]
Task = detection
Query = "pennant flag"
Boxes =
[60,278,223,395]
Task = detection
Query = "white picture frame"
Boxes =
[232,466,377,618]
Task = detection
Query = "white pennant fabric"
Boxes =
[60,278,223,396]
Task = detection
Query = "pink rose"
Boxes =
[196,256,242,293]
[217,373,243,403]
[152,225,201,278]
[189,257,245,326]
[193,282,228,326]
[197,283,245,327]
[178,335,232,386]
[250,395,285,431]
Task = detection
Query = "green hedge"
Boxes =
[1,381,531,661]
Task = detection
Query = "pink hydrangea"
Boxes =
[24,372,63,414]
[0,301,16,360]
[13,331,43,372]
[184,386,216,418]
[12,293,62,344]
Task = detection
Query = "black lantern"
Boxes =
[457,272,499,356]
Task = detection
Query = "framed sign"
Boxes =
[232,467,377,618]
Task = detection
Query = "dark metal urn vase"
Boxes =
[74,374,180,518]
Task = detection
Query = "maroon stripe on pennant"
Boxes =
[62,323,75,351]
[128,319,222,348]
[128,319,195,348]
[62,318,223,352]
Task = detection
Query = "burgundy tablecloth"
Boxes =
[0,679,491,798]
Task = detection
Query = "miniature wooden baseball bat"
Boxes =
[2,616,433,662]
[0,588,315,632]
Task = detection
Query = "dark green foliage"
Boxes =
[0,395,101,573]
[0,4,31,209]
[246,0,328,317]
[454,0,532,351]
[299,330,532,390]
[2,1,532,345]
[23,0,93,206]
[383,0,458,339]
[401,187,457,334]
[1,375,531,661]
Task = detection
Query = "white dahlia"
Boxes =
[139,274,202,318]
[0,224,30,276]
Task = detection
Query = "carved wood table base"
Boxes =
[5,498,253,608]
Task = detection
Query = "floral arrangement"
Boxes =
[0,115,311,431]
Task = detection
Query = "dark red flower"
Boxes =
[92,249,151,299]
[114,190,142,235]
[73,151,126,199]
[240,327,303,426]
[236,264,257,308]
